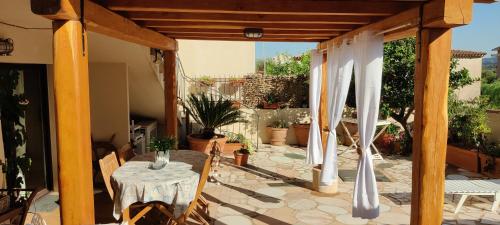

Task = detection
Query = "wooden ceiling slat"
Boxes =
[161,31,338,37]
[166,33,333,39]
[155,28,340,35]
[173,36,325,42]
[144,21,359,31]
[107,0,419,16]
[126,12,377,25]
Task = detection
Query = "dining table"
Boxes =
[111,150,208,221]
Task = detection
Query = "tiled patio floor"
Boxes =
[202,144,500,225]
[28,144,499,225]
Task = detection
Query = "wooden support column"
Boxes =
[53,20,95,225]
[410,28,452,225]
[164,50,178,138]
[319,52,329,151]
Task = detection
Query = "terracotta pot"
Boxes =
[263,102,279,109]
[231,100,242,109]
[229,79,245,87]
[393,141,402,155]
[269,127,288,146]
[293,124,310,147]
[234,152,249,166]
[479,153,500,178]
[375,133,394,154]
[446,144,479,173]
[224,142,244,155]
[187,134,227,155]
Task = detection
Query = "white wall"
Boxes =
[454,57,482,100]
[178,40,256,77]
[89,63,130,147]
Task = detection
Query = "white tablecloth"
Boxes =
[111,150,207,219]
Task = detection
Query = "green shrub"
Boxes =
[482,80,500,109]
[265,52,311,77]
[482,70,497,85]
[448,95,491,148]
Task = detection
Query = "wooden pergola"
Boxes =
[29,0,493,224]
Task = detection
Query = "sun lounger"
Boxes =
[445,179,500,214]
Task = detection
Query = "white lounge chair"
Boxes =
[445,179,500,214]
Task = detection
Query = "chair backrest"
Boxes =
[99,152,120,200]
[182,154,213,218]
[116,143,135,166]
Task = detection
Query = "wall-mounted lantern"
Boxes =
[0,38,14,56]
[150,48,164,64]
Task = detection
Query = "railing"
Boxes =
[175,54,260,149]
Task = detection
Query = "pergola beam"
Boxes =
[127,12,378,25]
[31,0,177,51]
[107,0,419,16]
[144,21,359,31]
[157,28,340,36]
[174,37,325,42]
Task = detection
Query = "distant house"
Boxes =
[451,49,487,100]
[493,46,500,78]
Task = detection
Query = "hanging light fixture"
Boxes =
[0,38,14,56]
[244,28,264,39]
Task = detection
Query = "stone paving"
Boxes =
[203,144,500,225]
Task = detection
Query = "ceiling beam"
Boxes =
[144,21,359,31]
[155,28,341,36]
[167,33,333,39]
[31,0,177,50]
[173,36,324,42]
[127,12,378,25]
[106,0,419,16]
[318,0,474,49]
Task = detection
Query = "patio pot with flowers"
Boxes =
[268,119,289,146]
[223,133,252,155]
[374,124,399,154]
[262,93,280,109]
[234,148,251,166]
[446,96,491,173]
[187,94,246,154]
[293,123,310,147]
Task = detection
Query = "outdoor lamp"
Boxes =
[0,38,14,56]
[244,28,263,39]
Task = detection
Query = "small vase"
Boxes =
[150,151,170,170]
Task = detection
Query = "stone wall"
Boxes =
[242,74,309,108]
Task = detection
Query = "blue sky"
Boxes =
[256,3,500,59]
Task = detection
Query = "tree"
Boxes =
[265,52,311,76]
[380,37,475,154]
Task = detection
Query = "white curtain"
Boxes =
[352,31,384,219]
[306,50,324,165]
[320,40,353,185]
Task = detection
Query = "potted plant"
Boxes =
[446,96,491,173]
[268,119,289,146]
[234,148,251,166]
[198,75,216,87]
[149,136,177,169]
[229,77,246,87]
[479,142,500,178]
[375,124,399,154]
[224,133,245,155]
[262,93,279,109]
[187,94,246,154]
[293,123,310,147]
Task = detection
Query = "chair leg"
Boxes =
[191,210,210,225]
[130,205,154,224]
[454,195,469,214]
[492,193,499,212]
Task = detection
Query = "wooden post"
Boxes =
[164,50,178,138]
[319,52,329,151]
[410,28,452,225]
[53,20,95,225]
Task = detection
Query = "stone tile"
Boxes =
[373,212,410,225]
[215,215,253,225]
[288,198,317,210]
[295,209,334,225]
[317,205,349,215]
[335,214,369,225]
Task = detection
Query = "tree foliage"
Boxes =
[481,69,499,109]
[265,52,311,77]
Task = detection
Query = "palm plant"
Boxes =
[187,94,246,139]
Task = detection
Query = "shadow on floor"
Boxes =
[219,182,281,203]
[204,193,292,225]
[222,159,310,189]
[380,192,412,205]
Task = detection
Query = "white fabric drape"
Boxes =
[352,31,384,219]
[306,51,324,165]
[320,41,354,185]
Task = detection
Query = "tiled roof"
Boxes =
[452,50,487,59]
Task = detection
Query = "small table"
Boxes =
[340,117,391,160]
[111,150,207,221]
